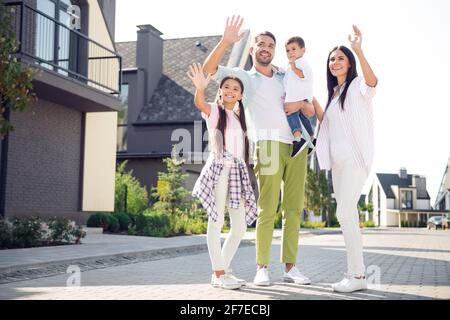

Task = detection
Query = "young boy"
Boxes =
[283,36,316,157]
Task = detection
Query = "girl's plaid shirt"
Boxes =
[192,152,258,226]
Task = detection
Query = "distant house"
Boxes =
[363,168,447,227]
[1,0,122,224]
[115,25,253,195]
[434,157,450,212]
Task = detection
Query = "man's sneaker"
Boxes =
[211,274,242,290]
[331,273,367,293]
[253,267,271,286]
[307,138,317,156]
[283,266,311,285]
[291,139,308,158]
[226,269,247,286]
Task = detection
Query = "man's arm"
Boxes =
[203,15,244,75]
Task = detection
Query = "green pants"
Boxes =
[254,140,307,265]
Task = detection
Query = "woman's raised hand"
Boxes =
[187,63,212,91]
[348,24,362,52]
[223,15,245,45]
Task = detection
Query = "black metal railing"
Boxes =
[4,1,122,95]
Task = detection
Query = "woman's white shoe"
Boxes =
[332,274,367,293]
[211,274,242,290]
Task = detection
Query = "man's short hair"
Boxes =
[286,36,305,48]
[255,31,276,44]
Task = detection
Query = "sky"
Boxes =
[115,0,450,204]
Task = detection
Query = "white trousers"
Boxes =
[207,165,247,271]
[331,157,368,277]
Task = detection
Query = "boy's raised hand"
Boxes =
[348,24,362,52]
[187,63,212,90]
[223,15,245,45]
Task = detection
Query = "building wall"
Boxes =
[87,0,119,93]
[416,199,430,210]
[5,99,82,218]
[82,112,117,212]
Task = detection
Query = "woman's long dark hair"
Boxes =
[215,76,250,165]
[326,46,358,110]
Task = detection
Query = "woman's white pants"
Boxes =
[332,157,368,277]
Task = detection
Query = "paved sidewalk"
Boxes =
[1,228,448,300]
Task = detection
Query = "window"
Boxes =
[117,83,129,152]
[401,190,413,210]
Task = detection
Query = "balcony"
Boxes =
[4,1,122,111]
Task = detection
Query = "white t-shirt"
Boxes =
[201,103,245,160]
[283,57,314,103]
[212,66,294,145]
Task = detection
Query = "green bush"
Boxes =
[113,213,132,231]
[143,211,171,237]
[86,212,110,231]
[0,219,13,249]
[301,221,327,229]
[11,217,44,248]
[107,215,120,233]
[362,220,376,228]
[47,217,86,244]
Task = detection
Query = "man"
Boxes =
[203,15,315,286]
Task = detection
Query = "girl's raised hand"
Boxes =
[223,15,245,45]
[348,24,362,52]
[187,63,212,90]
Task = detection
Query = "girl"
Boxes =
[187,63,258,290]
[313,25,378,293]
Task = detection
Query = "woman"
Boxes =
[313,25,378,293]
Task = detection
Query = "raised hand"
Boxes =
[223,15,245,45]
[187,63,212,91]
[348,24,362,52]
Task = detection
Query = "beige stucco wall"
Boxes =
[87,0,119,93]
[82,112,118,212]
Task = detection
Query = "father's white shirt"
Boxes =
[212,65,294,145]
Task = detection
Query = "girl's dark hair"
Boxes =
[215,76,250,165]
[325,46,358,110]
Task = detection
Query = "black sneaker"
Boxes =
[307,138,317,156]
[291,139,308,158]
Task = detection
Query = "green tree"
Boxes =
[0,1,37,138]
[115,161,149,214]
[151,153,192,215]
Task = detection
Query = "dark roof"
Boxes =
[115,41,136,69]
[116,36,234,122]
[376,173,431,200]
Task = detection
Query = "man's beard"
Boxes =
[255,53,273,66]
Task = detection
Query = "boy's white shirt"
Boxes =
[283,56,314,103]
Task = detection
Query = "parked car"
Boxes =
[427,216,443,230]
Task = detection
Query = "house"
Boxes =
[364,168,447,227]
[434,157,450,212]
[115,25,253,195]
[0,0,122,224]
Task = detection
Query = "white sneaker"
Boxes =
[283,266,311,285]
[211,274,241,290]
[332,274,367,293]
[226,269,247,286]
[253,267,271,286]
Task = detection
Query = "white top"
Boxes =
[316,76,377,174]
[326,96,353,164]
[202,103,245,160]
[213,66,294,145]
[283,57,314,103]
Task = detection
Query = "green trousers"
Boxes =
[254,140,307,265]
